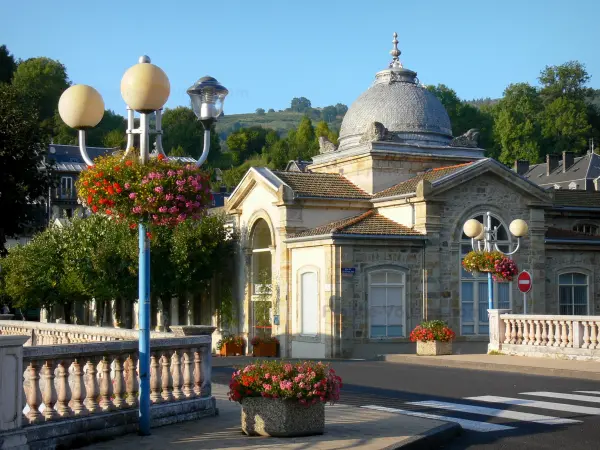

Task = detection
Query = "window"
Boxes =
[573,224,599,236]
[60,177,73,199]
[250,219,273,340]
[368,270,405,338]
[300,271,318,335]
[559,273,588,315]
[460,214,512,335]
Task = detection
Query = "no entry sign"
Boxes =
[517,271,532,293]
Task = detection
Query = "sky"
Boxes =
[2,0,599,116]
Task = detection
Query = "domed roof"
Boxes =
[338,33,453,150]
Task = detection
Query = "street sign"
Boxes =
[342,268,356,275]
[517,271,532,294]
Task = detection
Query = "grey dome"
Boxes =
[338,39,453,150]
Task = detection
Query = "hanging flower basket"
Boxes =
[76,152,212,227]
[493,256,519,282]
[462,251,503,274]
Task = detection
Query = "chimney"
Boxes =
[546,154,560,175]
[562,151,575,172]
[513,160,530,175]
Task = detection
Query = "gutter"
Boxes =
[371,193,417,203]
[545,238,600,245]
[551,206,600,212]
[296,195,372,202]
[285,233,426,244]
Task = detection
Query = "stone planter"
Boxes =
[417,340,452,356]
[252,342,278,357]
[241,397,325,437]
[220,342,243,356]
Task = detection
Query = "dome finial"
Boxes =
[389,32,402,68]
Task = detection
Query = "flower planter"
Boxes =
[417,340,452,356]
[241,397,325,437]
[220,343,243,357]
[253,342,278,357]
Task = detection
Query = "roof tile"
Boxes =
[274,171,371,200]
[553,191,600,208]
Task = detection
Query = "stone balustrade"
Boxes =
[0,320,173,346]
[488,309,600,360]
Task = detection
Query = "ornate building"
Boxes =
[225,33,600,358]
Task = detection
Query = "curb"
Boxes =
[380,355,600,381]
[389,422,462,449]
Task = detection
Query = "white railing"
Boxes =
[488,310,600,360]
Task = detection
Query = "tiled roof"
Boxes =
[553,191,600,208]
[524,152,600,189]
[546,227,600,241]
[290,210,424,238]
[273,171,371,200]
[372,163,472,199]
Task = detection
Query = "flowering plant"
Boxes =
[251,335,279,346]
[228,360,342,406]
[76,152,212,227]
[216,335,245,351]
[461,251,503,274]
[409,320,456,342]
[493,257,519,282]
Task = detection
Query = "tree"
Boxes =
[169,145,186,156]
[226,126,269,165]
[492,83,543,164]
[290,97,311,113]
[255,108,265,115]
[321,105,337,122]
[267,108,275,113]
[335,103,348,116]
[315,120,338,145]
[0,84,53,255]
[541,97,590,153]
[0,45,17,84]
[539,61,591,103]
[102,129,127,149]
[11,57,70,134]
[289,116,318,161]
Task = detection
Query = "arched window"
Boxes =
[368,270,406,338]
[558,273,588,315]
[460,214,512,335]
[573,224,599,236]
[250,219,273,340]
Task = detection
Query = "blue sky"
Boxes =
[2,0,598,115]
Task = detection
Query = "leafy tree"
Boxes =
[289,116,318,161]
[539,61,592,103]
[102,128,127,149]
[0,84,53,256]
[290,97,311,113]
[0,45,17,84]
[335,103,348,116]
[315,120,338,145]
[226,126,269,165]
[255,108,265,115]
[169,145,186,156]
[267,108,275,113]
[321,105,337,122]
[541,97,590,153]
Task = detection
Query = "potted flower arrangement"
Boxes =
[410,320,456,356]
[228,360,342,437]
[76,152,212,227]
[251,336,279,357]
[216,335,245,357]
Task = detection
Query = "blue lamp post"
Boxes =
[58,56,228,436]
[463,213,528,309]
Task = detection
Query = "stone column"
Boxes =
[111,299,119,328]
[89,298,97,326]
[488,309,511,353]
[0,336,29,431]
[170,297,179,327]
[155,298,165,332]
[186,295,194,326]
[132,302,139,330]
[40,308,49,323]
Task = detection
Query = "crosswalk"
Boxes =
[362,390,600,433]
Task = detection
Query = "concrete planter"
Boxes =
[417,340,452,356]
[252,342,278,357]
[241,397,325,437]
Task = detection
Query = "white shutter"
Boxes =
[301,272,318,335]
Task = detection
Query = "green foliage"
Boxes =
[541,97,590,153]
[290,96,312,113]
[226,126,270,165]
[0,83,53,255]
[255,108,265,115]
[162,106,203,158]
[0,45,17,84]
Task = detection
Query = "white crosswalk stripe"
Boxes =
[406,400,581,425]
[520,391,600,404]
[574,391,600,395]
[465,395,600,415]
[361,405,516,432]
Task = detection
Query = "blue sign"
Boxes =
[273,315,280,326]
[342,268,356,275]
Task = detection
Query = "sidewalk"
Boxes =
[85,384,460,450]
[382,353,600,380]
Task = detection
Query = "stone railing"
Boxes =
[0,329,217,448]
[488,309,600,361]
[0,320,173,346]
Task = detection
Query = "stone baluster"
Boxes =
[55,359,71,417]
[582,321,591,349]
[42,360,59,421]
[85,357,100,413]
[567,321,574,348]
[71,358,87,416]
[533,320,540,346]
[560,321,568,348]
[125,355,139,408]
[502,320,509,343]
[200,345,212,397]
[182,350,195,398]
[546,321,554,346]
[521,320,529,345]
[516,320,523,344]
[540,320,547,346]
[591,322,599,350]
[527,320,535,345]
[113,356,126,409]
[150,353,162,404]
[553,320,561,347]
[161,352,174,402]
[510,319,517,344]
[99,357,114,411]
[171,350,184,400]
[194,349,202,396]
[25,361,43,423]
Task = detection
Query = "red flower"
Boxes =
[146,232,152,240]
[125,160,133,166]
[92,205,98,213]
[157,153,165,161]
[87,195,93,204]
[129,223,137,230]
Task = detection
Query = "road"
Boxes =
[213,360,600,449]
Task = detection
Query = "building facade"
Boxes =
[225,34,600,359]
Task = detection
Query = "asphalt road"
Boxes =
[213,361,600,449]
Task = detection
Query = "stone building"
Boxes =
[225,33,600,359]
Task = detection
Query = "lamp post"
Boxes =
[58,56,228,436]
[463,213,528,310]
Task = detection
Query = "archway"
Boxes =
[250,219,273,340]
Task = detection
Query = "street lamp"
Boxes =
[463,213,528,310]
[58,56,228,436]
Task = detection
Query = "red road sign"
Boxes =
[517,271,532,293]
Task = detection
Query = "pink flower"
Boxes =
[154,186,164,193]
[177,213,187,222]
[132,206,142,214]
[169,206,179,214]
[129,193,136,199]
[265,373,270,379]
[299,382,305,388]
[165,194,174,200]
[284,364,293,373]
[124,183,131,189]
[271,376,278,382]
[177,170,184,176]
[158,206,168,213]
[177,186,185,192]
[297,393,303,398]
[263,384,272,391]
[167,170,176,177]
